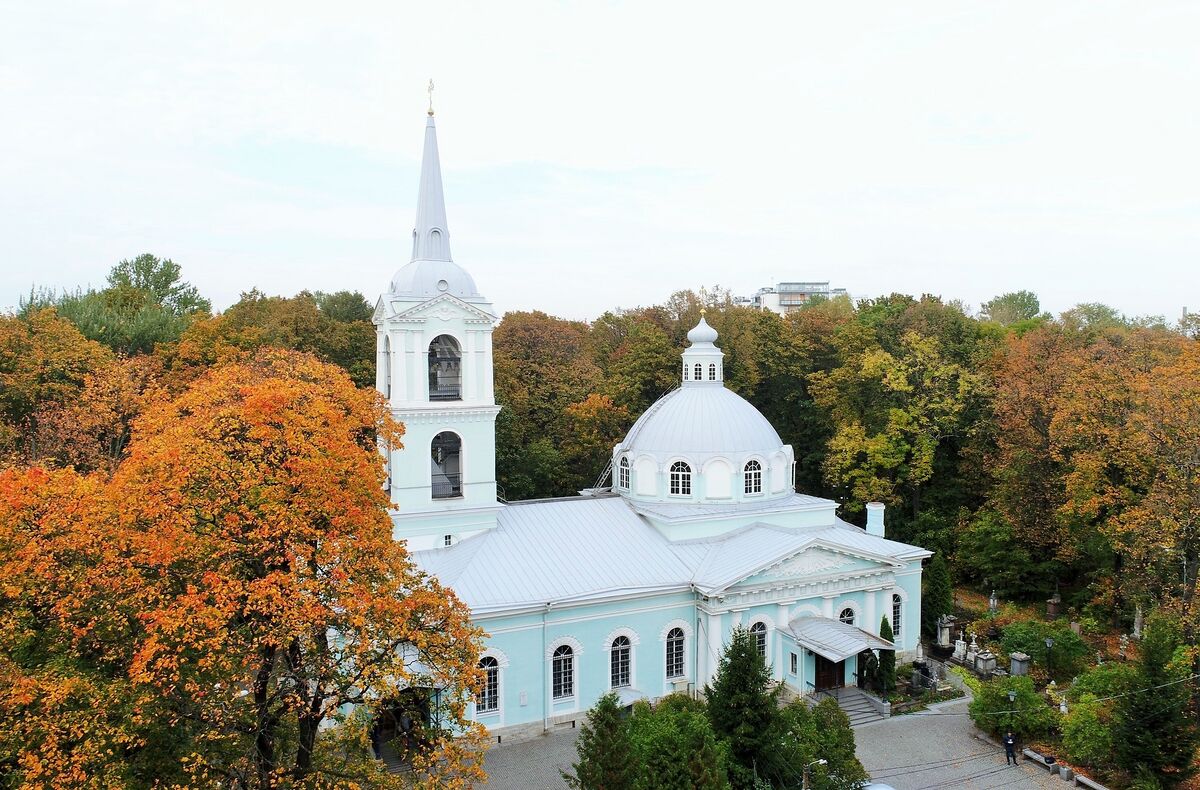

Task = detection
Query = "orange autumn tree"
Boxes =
[0,349,486,789]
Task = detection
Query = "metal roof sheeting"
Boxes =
[411,497,929,614]
[786,616,895,663]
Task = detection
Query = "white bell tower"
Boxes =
[374,100,501,549]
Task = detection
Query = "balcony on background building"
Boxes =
[432,474,463,499]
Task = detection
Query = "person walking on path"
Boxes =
[1003,731,1018,765]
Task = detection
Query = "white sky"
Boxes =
[2,1,1197,321]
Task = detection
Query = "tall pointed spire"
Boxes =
[411,111,452,263]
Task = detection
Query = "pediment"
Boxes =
[388,293,497,324]
[730,544,899,590]
[372,296,387,324]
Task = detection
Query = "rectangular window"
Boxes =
[892,597,902,639]
[443,534,453,547]
[619,463,629,489]
[611,643,631,688]
[790,652,798,675]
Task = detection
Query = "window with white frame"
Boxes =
[790,652,797,675]
[610,636,631,688]
[619,457,630,489]
[744,460,762,494]
[892,594,902,639]
[708,363,717,381]
[552,645,574,699]
[443,534,452,547]
[749,621,767,657]
[477,656,499,712]
[666,628,685,678]
[839,607,855,626]
[694,363,703,381]
[669,461,692,496]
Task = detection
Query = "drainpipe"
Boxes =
[542,602,551,733]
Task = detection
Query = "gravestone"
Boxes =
[1010,651,1030,676]
[953,638,967,661]
[976,650,997,675]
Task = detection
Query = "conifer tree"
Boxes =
[563,692,636,790]
[922,552,952,637]
[705,627,779,789]
[877,617,897,696]
[1115,613,1198,787]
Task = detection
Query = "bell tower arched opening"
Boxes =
[431,431,463,499]
[428,335,462,401]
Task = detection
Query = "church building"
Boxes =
[374,108,931,742]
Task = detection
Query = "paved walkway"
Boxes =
[481,728,580,789]
[855,696,1061,789]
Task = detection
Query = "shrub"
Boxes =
[1000,620,1088,680]
[1066,661,1137,703]
[1062,693,1113,768]
[968,675,1059,740]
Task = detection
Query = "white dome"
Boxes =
[686,315,719,345]
[390,258,483,301]
[623,387,783,458]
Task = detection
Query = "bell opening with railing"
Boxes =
[428,335,462,401]
[431,431,462,499]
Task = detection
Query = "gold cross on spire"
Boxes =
[427,79,435,116]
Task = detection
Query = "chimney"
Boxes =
[865,502,885,537]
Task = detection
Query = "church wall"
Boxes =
[469,592,700,737]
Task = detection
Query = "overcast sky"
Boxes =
[2,2,1197,322]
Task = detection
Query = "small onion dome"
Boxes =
[687,315,719,345]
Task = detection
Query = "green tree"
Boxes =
[877,618,896,695]
[763,698,868,790]
[628,695,730,790]
[981,291,1041,326]
[563,692,637,790]
[22,254,211,355]
[1115,613,1198,786]
[314,290,373,323]
[922,552,953,638]
[1063,693,1115,768]
[705,627,779,789]
[968,675,1059,740]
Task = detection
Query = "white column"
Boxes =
[822,595,834,619]
[405,332,418,402]
[776,602,790,678]
[390,332,404,402]
[463,330,477,402]
[865,588,877,634]
[483,332,495,403]
[705,610,722,685]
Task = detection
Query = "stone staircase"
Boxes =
[816,686,887,727]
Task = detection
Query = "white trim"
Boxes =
[545,635,584,660]
[480,646,510,668]
[835,600,861,627]
[660,620,691,691]
[891,587,910,602]
[602,626,641,649]
[658,618,694,641]
[788,603,823,621]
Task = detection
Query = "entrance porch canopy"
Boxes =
[784,616,895,663]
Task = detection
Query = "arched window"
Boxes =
[477,656,499,712]
[382,335,392,398]
[610,636,631,688]
[431,432,462,499]
[669,461,692,496]
[552,645,574,699]
[892,594,902,639]
[666,627,685,678]
[744,460,762,495]
[694,363,703,380]
[683,363,690,381]
[619,457,630,490]
[708,363,717,381]
[839,608,855,626]
[427,335,462,401]
[749,622,767,657]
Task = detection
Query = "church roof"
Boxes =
[389,113,487,303]
[621,386,784,459]
[412,495,929,615]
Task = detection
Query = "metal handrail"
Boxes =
[432,474,462,499]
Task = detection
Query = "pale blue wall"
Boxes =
[469,568,924,730]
